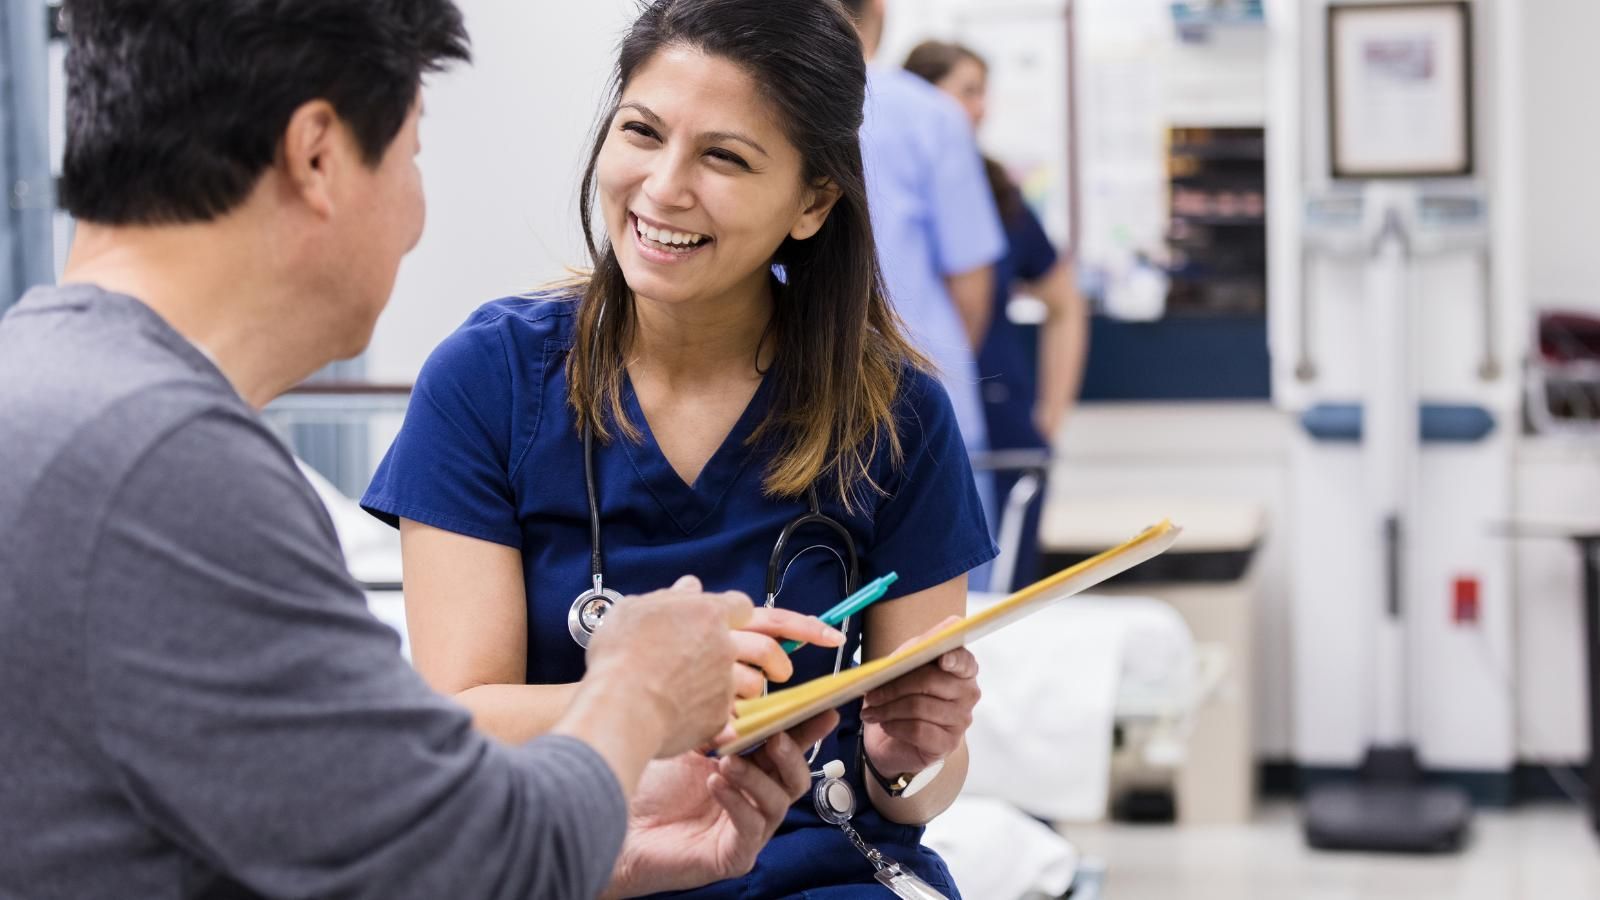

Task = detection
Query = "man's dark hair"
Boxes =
[837,0,868,17]
[58,0,471,225]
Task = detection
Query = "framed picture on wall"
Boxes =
[1327,1,1473,179]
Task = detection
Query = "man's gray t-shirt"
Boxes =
[0,285,626,899]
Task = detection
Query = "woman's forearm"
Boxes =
[866,740,969,826]
[1031,262,1089,442]
[454,682,583,745]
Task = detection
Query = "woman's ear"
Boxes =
[790,179,843,241]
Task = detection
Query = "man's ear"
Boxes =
[790,179,843,241]
[279,100,343,219]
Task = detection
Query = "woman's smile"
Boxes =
[630,212,715,264]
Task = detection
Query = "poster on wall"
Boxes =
[1327,1,1473,179]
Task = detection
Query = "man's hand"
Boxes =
[602,712,840,899]
[729,607,845,700]
[582,575,753,758]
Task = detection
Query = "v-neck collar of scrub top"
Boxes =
[615,368,776,536]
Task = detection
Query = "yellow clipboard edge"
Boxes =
[715,518,1182,757]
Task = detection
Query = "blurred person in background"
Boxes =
[843,0,1008,568]
[905,39,1089,592]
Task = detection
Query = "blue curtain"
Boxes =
[1,2,54,312]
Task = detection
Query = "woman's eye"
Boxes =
[621,121,658,141]
[706,148,751,170]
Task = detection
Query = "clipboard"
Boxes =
[716,519,1183,756]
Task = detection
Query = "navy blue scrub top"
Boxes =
[979,198,1060,453]
[363,293,995,898]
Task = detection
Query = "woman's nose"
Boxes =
[642,155,695,210]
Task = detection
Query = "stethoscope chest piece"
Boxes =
[567,576,624,649]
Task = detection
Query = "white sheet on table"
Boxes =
[924,795,1078,900]
[960,593,1192,822]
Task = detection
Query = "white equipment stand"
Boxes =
[1300,183,1476,853]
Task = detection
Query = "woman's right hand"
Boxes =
[728,607,846,699]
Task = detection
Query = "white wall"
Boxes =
[1510,0,1600,762]
[1522,0,1600,312]
[366,0,639,383]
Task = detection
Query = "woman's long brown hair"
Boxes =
[566,0,929,513]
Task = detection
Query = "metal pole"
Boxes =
[1580,537,1600,834]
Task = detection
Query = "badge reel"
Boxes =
[811,760,949,900]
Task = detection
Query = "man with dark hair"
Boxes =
[0,2,829,897]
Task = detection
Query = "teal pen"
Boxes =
[780,572,899,654]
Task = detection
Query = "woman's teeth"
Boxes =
[635,218,708,251]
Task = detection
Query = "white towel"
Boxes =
[961,598,1123,821]
[960,594,1192,822]
[924,796,1079,900]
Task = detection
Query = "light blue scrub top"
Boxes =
[363,294,997,897]
[860,67,1008,463]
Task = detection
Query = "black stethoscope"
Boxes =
[566,423,861,656]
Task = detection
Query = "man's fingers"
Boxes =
[732,631,793,684]
[708,721,739,750]
[741,607,846,648]
[749,732,813,801]
[787,710,841,751]
[663,576,752,628]
[707,773,768,859]
[719,752,794,823]
[733,662,768,700]
[718,590,755,629]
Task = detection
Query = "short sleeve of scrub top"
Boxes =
[1007,201,1060,285]
[866,368,1000,595]
[361,303,533,548]
[362,295,995,898]
[927,95,1007,280]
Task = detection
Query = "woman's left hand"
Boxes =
[860,616,980,776]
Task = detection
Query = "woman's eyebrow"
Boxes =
[703,130,769,158]
[618,101,769,158]
[618,101,666,127]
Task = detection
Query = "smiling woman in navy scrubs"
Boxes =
[363,1,994,896]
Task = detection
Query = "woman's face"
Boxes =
[936,56,988,130]
[596,46,836,309]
